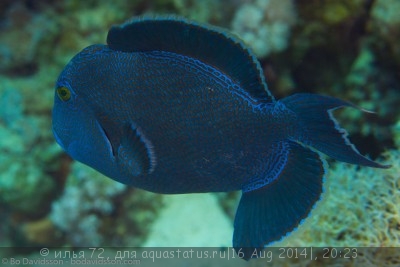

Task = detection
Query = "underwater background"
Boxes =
[0,0,399,266]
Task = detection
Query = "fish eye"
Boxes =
[57,87,71,101]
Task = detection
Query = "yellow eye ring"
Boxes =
[57,87,71,101]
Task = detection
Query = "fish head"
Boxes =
[51,46,122,180]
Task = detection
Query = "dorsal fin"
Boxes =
[107,15,274,103]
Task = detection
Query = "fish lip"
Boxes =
[95,120,116,160]
[52,127,66,150]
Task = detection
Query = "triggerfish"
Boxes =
[52,16,390,260]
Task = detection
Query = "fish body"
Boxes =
[54,45,296,194]
[52,16,389,260]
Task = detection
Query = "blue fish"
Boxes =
[52,16,389,259]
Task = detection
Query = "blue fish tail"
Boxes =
[234,141,325,260]
[281,93,390,169]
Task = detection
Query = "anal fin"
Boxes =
[233,141,325,260]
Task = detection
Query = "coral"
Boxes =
[53,1,128,55]
[21,217,62,245]
[0,157,55,215]
[290,0,369,92]
[370,0,400,63]
[0,86,56,215]
[367,0,400,127]
[371,0,400,25]
[345,47,376,90]
[0,206,12,247]
[49,161,126,246]
[144,193,233,247]
[0,87,23,126]
[49,161,164,247]
[173,0,225,23]
[283,0,399,155]
[231,0,296,58]
[340,45,399,148]
[215,191,240,220]
[113,188,163,246]
[279,150,399,248]
[311,0,365,26]
[393,120,400,149]
[0,2,57,75]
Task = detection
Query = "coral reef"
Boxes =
[144,193,233,247]
[0,206,12,247]
[49,161,163,247]
[231,0,296,58]
[0,86,56,215]
[276,0,400,157]
[0,2,57,75]
[173,0,224,23]
[49,162,126,246]
[393,120,400,149]
[282,150,399,248]
[113,187,164,246]
[370,0,400,64]
[340,43,398,150]
[21,217,62,245]
[0,158,55,214]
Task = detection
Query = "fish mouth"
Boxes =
[96,120,116,159]
[52,127,66,150]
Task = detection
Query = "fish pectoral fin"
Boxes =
[117,123,156,176]
[233,141,326,260]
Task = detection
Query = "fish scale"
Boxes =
[52,16,389,260]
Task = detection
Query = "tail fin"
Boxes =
[280,93,390,169]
